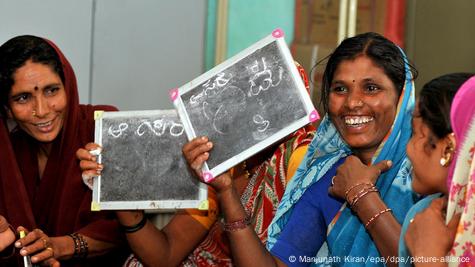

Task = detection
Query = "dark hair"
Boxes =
[418,73,474,140]
[320,32,418,112]
[0,35,64,116]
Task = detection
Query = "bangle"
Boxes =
[364,208,392,229]
[68,233,89,259]
[347,184,376,203]
[349,187,379,208]
[223,216,251,232]
[344,182,374,200]
[120,213,147,233]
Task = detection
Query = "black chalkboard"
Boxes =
[172,30,317,181]
[92,110,207,211]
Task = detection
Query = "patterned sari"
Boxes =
[181,126,315,266]
[267,48,417,266]
[446,76,475,266]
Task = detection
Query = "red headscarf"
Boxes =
[0,38,126,266]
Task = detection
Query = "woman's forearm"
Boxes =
[50,234,117,260]
[116,211,209,267]
[218,187,282,267]
[353,192,400,267]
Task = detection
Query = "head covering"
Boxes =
[0,37,125,266]
[267,48,416,265]
[446,76,475,265]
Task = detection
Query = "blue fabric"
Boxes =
[271,158,345,267]
[398,193,441,267]
[267,49,417,267]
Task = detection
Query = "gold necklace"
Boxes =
[242,161,250,179]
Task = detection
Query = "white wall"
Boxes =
[92,0,206,110]
[0,0,93,103]
[0,0,206,110]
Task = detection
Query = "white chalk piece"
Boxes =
[89,148,102,156]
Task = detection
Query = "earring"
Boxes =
[440,157,450,167]
[439,137,455,167]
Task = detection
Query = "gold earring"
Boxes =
[440,137,455,167]
[440,157,450,167]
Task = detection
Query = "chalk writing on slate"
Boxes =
[172,29,318,181]
[93,110,207,211]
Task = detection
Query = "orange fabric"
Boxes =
[286,145,309,183]
[184,188,218,230]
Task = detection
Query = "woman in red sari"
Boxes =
[0,35,127,266]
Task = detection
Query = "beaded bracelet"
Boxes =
[349,187,379,208]
[223,216,251,232]
[69,233,89,259]
[344,182,374,200]
[120,213,147,233]
[364,208,392,229]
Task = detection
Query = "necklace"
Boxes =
[244,161,251,179]
[240,163,264,213]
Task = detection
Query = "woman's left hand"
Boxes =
[329,155,392,200]
[76,142,103,190]
[15,226,60,267]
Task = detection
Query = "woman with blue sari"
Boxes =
[184,32,417,267]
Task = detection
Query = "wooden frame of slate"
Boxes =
[92,109,208,211]
[171,29,318,182]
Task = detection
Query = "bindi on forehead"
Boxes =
[34,85,39,91]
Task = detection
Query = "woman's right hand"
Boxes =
[405,197,459,261]
[0,215,15,252]
[76,142,103,190]
[182,136,233,194]
[15,226,60,267]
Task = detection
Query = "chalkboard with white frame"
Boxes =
[92,109,208,211]
[172,29,318,182]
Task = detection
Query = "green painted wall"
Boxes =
[227,0,295,58]
[205,0,295,70]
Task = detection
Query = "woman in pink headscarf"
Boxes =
[404,75,475,266]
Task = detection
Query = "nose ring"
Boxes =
[32,110,37,116]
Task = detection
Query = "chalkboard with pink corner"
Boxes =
[171,29,319,182]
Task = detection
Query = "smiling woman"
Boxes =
[180,32,419,267]
[328,55,399,164]
[8,60,67,144]
[0,35,127,267]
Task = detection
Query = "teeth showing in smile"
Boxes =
[344,116,374,126]
[35,121,52,127]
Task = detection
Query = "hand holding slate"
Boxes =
[182,137,233,193]
[77,143,104,190]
